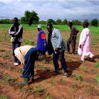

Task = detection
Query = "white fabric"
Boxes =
[37,24,42,29]
[14,45,34,64]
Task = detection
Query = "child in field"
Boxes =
[78,21,94,62]
[14,45,38,85]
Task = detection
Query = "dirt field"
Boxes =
[0,28,99,99]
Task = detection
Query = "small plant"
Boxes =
[60,78,63,82]
[36,65,50,70]
[86,85,94,95]
[29,40,35,46]
[80,66,85,71]
[91,68,97,73]
[32,86,44,96]
[0,48,5,52]
[41,66,50,70]
[68,59,74,62]
[72,74,83,82]
[94,62,99,68]
[3,53,10,58]
[46,81,56,86]
[2,76,10,84]
[46,95,52,99]
[2,76,16,84]
[46,93,52,99]
[17,68,23,73]
[96,76,99,86]
[71,83,78,92]
[0,96,9,99]
[18,83,25,89]
[0,71,3,79]
[1,62,7,66]
[23,40,34,46]
[48,61,53,65]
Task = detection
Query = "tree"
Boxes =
[62,19,68,25]
[83,19,88,23]
[47,19,56,24]
[91,19,98,26]
[56,19,62,25]
[39,20,47,24]
[21,10,39,26]
[21,17,27,24]
[72,20,81,25]
[0,19,13,24]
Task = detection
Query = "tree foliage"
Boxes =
[91,19,98,26]
[39,20,47,24]
[0,19,13,24]
[62,19,68,25]
[21,10,39,26]
[56,19,62,25]
[72,20,81,25]
[47,19,56,24]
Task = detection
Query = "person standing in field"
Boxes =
[47,23,69,77]
[78,21,94,62]
[9,17,23,66]
[14,45,38,85]
[36,24,47,63]
[67,22,79,54]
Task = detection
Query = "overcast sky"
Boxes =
[0,0,99,21]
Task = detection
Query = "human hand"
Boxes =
[55,48,59,52]
[79,45,82,48]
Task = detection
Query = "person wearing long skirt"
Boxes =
[78,21,94,62]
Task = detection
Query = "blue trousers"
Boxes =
[22,48,37,78]
[12,42,21,63]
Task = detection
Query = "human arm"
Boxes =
[9,25,15,36]
[14,25,23,36]
[54,29,62,52]
[79,29,89,48]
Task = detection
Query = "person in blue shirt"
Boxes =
[36,24,47,63]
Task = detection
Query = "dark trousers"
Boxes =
[53,50,68,73]
[67,37,76,53]
[22,48,37,78]
[12,42,21,63]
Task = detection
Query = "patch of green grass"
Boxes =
[91,68,98,74]
[96,76,99,86]
[2,76,16,84]
[0,71,3,79]
[47,61,53,65]
[0,96,9,99]
[80,66,85,72]
[1,62,7,67]
[17,68,23,73]
[3,53,10,58]
[72,74,83,82]
[22,40,35,46]
[46,81,56,86]
[0,48,5,52]
[86,85,94,96]
[94,62,99,68]
[36,65,50,70]
[32,86,44,96]
[70,82,79,92]
[46,94,52,99]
